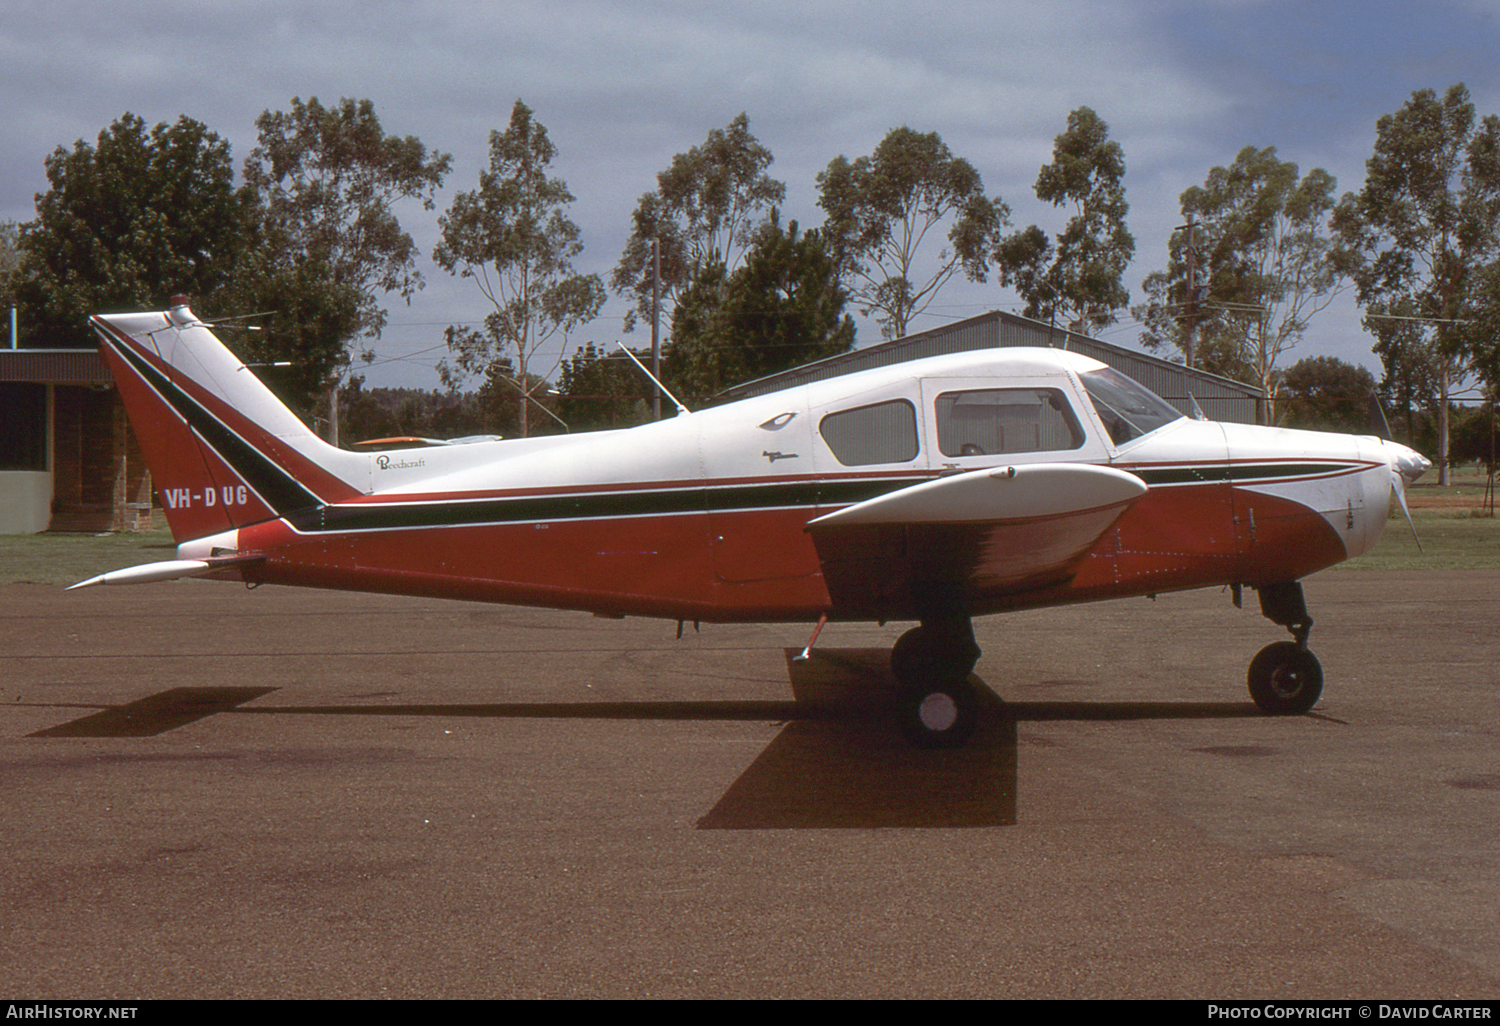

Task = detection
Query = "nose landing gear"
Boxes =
[1248,582,1324,715]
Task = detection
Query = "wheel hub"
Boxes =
[917,692,960,732]
[1270,666,1306,699]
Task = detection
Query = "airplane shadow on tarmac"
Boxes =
[695,649,1263,830]
[25,647,1263,830]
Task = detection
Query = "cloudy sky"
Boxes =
[5,0,1500,389]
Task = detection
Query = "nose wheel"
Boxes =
[1247,582,1323,715]
[1247,641,1323,715]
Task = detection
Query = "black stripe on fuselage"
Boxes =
[283,477,927,534]
[1131,461,1368,487]
[278,458,1370,536]
[98,336,1373,538]
[97,325,326,517]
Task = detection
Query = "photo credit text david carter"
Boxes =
[1209,1006,1493,1020]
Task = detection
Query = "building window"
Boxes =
[0,383,47,471]
[820,399,919,466]
[935,388,1084,457]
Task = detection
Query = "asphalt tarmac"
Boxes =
[3,571,1498,999]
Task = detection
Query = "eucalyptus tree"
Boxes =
[1,219,22,320]
[612,113,785,335]
[817,127,1009,340]
[1333,83,1500,482]
[554,342,658,432]
[997,107,1134,333]
[244,96,450,437]
[1,219,21,279]
[1457,260,1500,400]
[664,216,855,399]
[1136,146,1346,418]
[434,100,605,437]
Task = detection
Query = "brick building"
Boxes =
[1,347,156,533]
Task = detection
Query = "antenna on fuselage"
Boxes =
[615,342,691,416]
[1367,393,1394,440]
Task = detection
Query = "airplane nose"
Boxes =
[1387,442,1431,486]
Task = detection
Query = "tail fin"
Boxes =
[93,297,368,542]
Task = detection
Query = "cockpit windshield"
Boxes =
[1080,367,1185,445]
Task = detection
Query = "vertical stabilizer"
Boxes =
[93,298,369,542]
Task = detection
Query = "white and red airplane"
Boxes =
[76,297,1429,746]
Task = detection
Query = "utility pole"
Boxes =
[1179,213,1199,370]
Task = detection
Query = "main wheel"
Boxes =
[890,623,981,688]
[890,625,932,687]
[1247,641,1323,715]
[896,679,980,749]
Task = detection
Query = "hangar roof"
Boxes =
[717,310,1265,424]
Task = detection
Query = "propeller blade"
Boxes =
[1390,468,1423,554]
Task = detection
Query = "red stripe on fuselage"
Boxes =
[357,467,925,508]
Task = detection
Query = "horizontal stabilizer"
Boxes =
[807,462,1147,528]
[67,554,265,591]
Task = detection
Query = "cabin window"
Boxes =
[934,388,1084,457]
[820,400,919,466]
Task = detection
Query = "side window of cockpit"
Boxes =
[819,400,920,466]
[935,388,1084,457]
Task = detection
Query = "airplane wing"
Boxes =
[806,463,1147,619]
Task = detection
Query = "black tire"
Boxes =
[890,623,981,688]
[1247,641,1323,715]
[890,625,930,687]
[896,679,980,749]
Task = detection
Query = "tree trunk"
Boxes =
[325,380,340,447]
[1438,360,1451,486]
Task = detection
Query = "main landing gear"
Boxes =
[1246,582,1324,716]
[880,580,1327,744]
[889,614,983,748]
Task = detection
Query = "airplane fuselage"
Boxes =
[162,349,1402,624]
